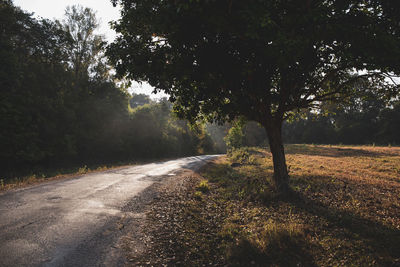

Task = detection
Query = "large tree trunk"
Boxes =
[264,119,290,194]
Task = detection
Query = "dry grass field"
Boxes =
[198,145,400,266]
[139,144,400,266]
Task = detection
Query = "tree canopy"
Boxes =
[0,1,216,179]
[108,0,400,192]
[62,5,105,80]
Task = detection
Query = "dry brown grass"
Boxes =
[286,145,400,230]
[197,145,400,266]
[117,144,399,266]
[0,165,112,192]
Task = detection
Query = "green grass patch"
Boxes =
[196,180,210,193]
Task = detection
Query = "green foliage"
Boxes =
[108,0,400,192]
[282,95,400,145]
[109,0,400,125]
[224,120,244,150]
[62,4,105,80]
[229,148,250,164]
[129,93,152,108]
[223,121,268,152]
[196,180,210,193]
[125,99,215,159]
[205,123,229,153]
[1,1,74,167]
[203,148,275,203]
[0,2,218,180]
[78,165,88,174]
[242,122,268,147]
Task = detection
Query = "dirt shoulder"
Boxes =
[121,168,226,266]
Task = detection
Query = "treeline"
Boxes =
[0,1,215,179]
[282,93,400,145]
[126,96,215,158]
[224,93,400,149]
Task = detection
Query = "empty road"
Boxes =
[0,155,218,267]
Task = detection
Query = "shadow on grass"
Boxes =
[227,227,317,267]
[285,144,394,158]
[203,154,400,266]
[227,184,400,266]
[204,161,276,203]
[285,190,400,266]
[203,162,317,266]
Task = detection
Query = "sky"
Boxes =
[13,0,166,99]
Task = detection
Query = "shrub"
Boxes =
[196,180,210,193]
[229,147,250,164]
[224,120,244,150]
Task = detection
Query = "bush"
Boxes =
[196,180,210,193]
[224,120,244,150]
[229,147,250,164]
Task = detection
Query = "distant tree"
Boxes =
[126,99,215,158]
[129,93,152,108]
[377,101,400,145]
[206,123,229,153]
[281,88,400,145]
[108,1,400,193]
[224,120,244,151]
[243,122,268,147]
[333,91,385,144]
[62,5,105,80]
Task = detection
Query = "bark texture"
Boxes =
[264,120,290,194]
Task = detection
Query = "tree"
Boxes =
[62,5,105,80]
[243,121,268,147]
[108,1,400,193]
[0,1,130,176]
[377,100,400,145]
[129,93,152,108]
[0,0,74,169]
[224,120,244,151]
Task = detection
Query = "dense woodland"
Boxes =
[0,1,215,179]
[1,1,399,180]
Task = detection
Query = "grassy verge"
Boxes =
[0,155,183,192]
[178,145,400,266]
[0,163,127,192]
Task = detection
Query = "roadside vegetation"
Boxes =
[0,2,218,187]
[137,145,400,266]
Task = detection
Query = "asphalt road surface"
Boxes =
[0,155,218,267]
